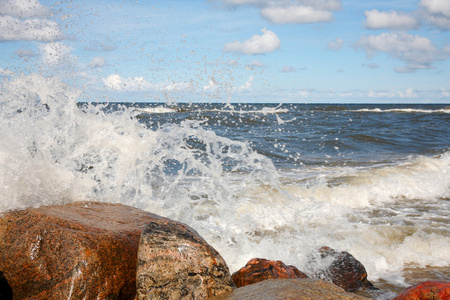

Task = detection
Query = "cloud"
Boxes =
[419,0,450,30]
[281,65,296,72]
[246,59,266,69]
[367,88,420,98]
[363,63,380,69]
[234,76,254,92]
[0,0,62,42]
[364,10,419,30]
[0,67,15,77]
[328,38,344,50]
[219,0,340,24]
[103,74,190,92]
[0,15,63,41]
[14,48,36,57]
[83,37,118,52]
[89,57,106,68]
[261,5,334,24]
[39,42,73,66]
[356,32,448,72]
[0,0,51,18]
[223,27,280,55]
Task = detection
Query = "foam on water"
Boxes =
[1,74,449,295]
[353,107,450,114]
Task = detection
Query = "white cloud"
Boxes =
[0,15,63,41]
[356,32,448,72]
[364,10,419,30]
[328,38,344,50]
[281,65,296,72]
[14,48,36,57]
[367,88,420,99]
[261,5,334,24]
[103,74,190,92]
[219,0,340,24]
[0,0,51,18]
[89,57,106,68]
[39,42,72,66]
[420,0,450,30]
[420,0,450,17]
[0,67,15,76]
[440,87,450,97]
[223,28,280,55]
[234,76,254,92]
[246,59,266,69]
[363,63,380,69]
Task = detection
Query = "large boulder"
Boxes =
[136,218,235,299]
[312,246,376,292]
[210,278,371,300]
[393,281,450,300]
[232,258,308,288]
[0,201,194,299]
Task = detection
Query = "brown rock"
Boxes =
[136,218,235,300]
[209,278,372,300]
[314,246,376,292]
[232,258,308,288]
[0,201,173,299]
[393,281,450,300]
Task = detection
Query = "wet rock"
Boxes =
[393,281,450,300]
[232,258,308,288]
[0,271,13,300]
[210,278,372,300]
[0,201,170,299]
[136,219,235,300]
[313,246,375,292]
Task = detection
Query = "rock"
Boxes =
[231,258,308,288]
[313,246,375,292]
[136,218,235,300]
[0,201,174,299]
[393,281,450,300]
[210,278,372,300]
[0,271,13,300]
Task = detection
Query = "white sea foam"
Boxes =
[352,107,450,114]
[0,74,448,292]
[208,104,289,115]
[134,106,176,114]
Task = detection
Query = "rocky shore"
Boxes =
[0,202,448,299]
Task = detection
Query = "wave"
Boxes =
[351,107,450,114]
[134,106,177,114]
[1,74,449,292]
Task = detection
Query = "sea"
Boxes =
[1,74,449,299]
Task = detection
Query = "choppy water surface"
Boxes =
[1,75,449,299]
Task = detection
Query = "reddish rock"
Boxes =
[211,278,371,300]
[393,281,450,300]
[231,258,308,288]
[314,246,375,292]
[136,218,235,299]
[0,201,177,299]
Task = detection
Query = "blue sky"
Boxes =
[1,0,449,103]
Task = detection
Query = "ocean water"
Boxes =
[1,74,449,299]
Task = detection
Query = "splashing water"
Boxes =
[1,74,449,299]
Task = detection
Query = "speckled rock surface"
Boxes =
[393,281,450,300]
[314,246,376,292]
[209,278,371,300]
[136,218,235,300]
[232,258,308,288]
[0,201,168,299]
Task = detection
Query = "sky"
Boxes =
[0,0,450,103]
